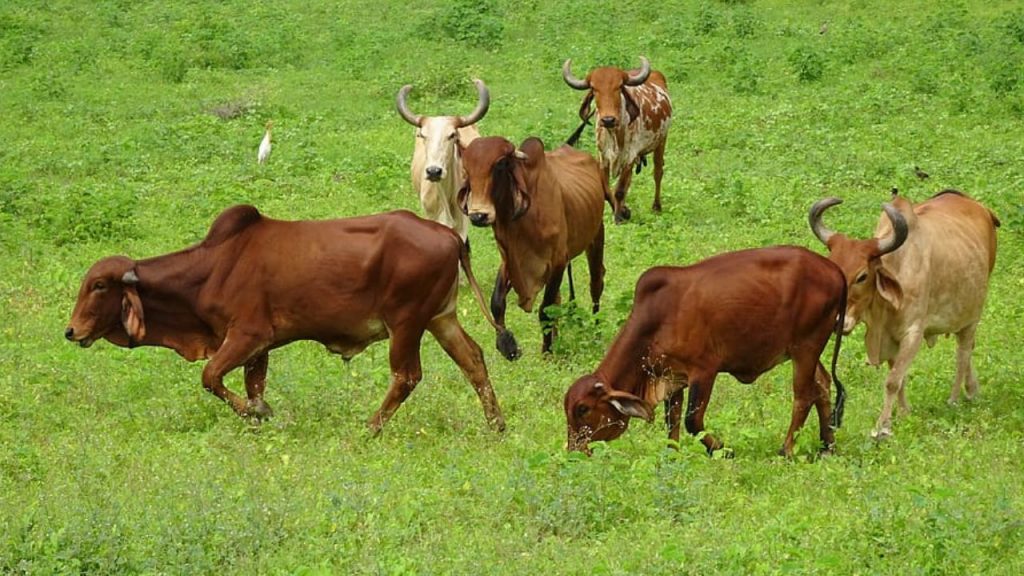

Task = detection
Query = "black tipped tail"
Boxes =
[830,379,846,429]
[496,329,521,361]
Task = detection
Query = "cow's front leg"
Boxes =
[538,265,566,355]
[243,352,273,420]
[665,388,685,445]
[202,329,268,417]
[685,374,723,455]
[490,264,519,360]
[613,167,634,223]
[873,331,924,439]
[368,330,424,435]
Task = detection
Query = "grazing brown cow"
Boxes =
[65,205,511,433]
[809,190,1000,439]
[563,56,672,223]
[459,136,609,358]
[564,247,847,457]
[396,79,489,245]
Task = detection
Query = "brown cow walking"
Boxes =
[65,205,510,433]
[809,190,1000,439]
[564,246,847,457]
[563,56,672,223]
[459,136,609,358]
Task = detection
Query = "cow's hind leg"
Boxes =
[811,362,836,453]
[243,352,273,419]
[586,224,606,314]
[950,323,980,404]
[779,357,822,457]
[685,373,723,455]
[367,330,424,435]
[652,139,666,213]
[202,329,269,417]
[428,313,505,432]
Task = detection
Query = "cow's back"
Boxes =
[543,145,607,257]
[625,247,841,379]
[211,211,460,340]
[875,192,998,334]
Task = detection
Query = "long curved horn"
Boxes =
[624,56,651,86]
[457,79,490,128]
[876,202,909,256]
[395,85,422,127]
[808,197,843,246]
[562,59,590,90]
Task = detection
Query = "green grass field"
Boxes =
[2,1,1023,573]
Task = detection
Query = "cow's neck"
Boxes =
[493,177,563,306]
[593,323,685,408]
[133,248,221,360]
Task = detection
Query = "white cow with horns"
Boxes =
[396,79,490,247]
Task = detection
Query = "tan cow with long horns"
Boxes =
[396,79,490,246]
[563,56,672,223]
[809,190,1000,439]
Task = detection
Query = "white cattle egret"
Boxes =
[257,121,272,164]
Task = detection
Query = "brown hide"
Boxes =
[564,246,847,457]
[810,190,1000,438]
[461,136,609,356]
[66,205,506,432]
[563,57,672,222]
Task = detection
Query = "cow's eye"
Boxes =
[574,405,590,419]
[448,131,457,140]
[93,281,106,292]
[854,271,868,284]
[415,130,424,139]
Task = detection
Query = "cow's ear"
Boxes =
[510,158,531,220]
[607,390,653,422]
[457,184,470,215]
[120,278,146,343]
[578,91,595,122]
[875,267,903,310]
[620,88,640,124]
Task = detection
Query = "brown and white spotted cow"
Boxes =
[563,56,672,223]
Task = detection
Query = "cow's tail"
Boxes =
[829,279,848,429]
[457,238,518,359]
[565,110,594,148]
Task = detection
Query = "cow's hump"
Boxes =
[204,205,262,247]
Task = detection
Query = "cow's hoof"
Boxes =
[614,207,632,224]
[870,428,892,441]
[497,330,521,361]
[652,202,662,213]
[245,398,274,420]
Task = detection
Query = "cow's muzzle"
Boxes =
[65,326,94,348]
[600,116,618,128]
[469,212,493,227]
[425,166,443,182]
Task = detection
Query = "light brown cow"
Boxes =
[396,79,489,245]
[563,56,672,223]
[65,205,511,433]
[809,190,1000,438]
[459,136,609,358]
